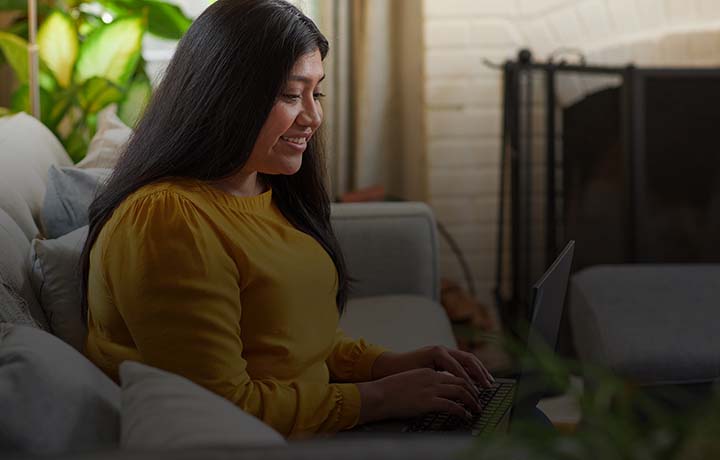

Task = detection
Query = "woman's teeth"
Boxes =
[282,136,306,144]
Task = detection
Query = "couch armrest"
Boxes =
[330,202,439,302]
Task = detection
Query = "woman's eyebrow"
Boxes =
[289,74,326,84]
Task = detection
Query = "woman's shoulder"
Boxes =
[104,179,212,235]
[123,177,208,208]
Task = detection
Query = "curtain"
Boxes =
[315,0,426,202]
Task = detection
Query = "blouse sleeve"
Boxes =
[325,328,388,383]
[99,190,361,437]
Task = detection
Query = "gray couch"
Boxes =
[0,113,468,458]
[570,265,720,387]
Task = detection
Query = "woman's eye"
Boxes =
[313,92,326,100]
[283,94,301,101]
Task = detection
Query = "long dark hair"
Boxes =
[80,0,354,321]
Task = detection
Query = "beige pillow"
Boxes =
[77,105,131,170]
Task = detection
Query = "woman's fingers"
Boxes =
[430,397,472,420]
[432,348,479,393]
[437,371,480,403]
[448,349,494,388]
[436,382,482,413]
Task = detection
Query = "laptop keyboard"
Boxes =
[403,381,515,436]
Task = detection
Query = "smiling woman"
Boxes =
[79,0,492,439]
[211,50,326,196]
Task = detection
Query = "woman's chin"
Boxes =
[272,160,303,176]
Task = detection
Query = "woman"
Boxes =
[80,0,493,438]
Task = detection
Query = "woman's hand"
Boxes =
[371,346,494,388]
[356,368,482,424]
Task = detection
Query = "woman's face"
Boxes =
[246,49,325,177]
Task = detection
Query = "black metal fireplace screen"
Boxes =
[495,49,720,333]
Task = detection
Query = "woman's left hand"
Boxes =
[371,345,495,389]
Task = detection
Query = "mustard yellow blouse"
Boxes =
[84,178,387,437]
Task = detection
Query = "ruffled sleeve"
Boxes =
[326,328,388,382]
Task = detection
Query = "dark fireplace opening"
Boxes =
[563,73,720,269]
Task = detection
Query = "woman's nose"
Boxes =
[298,98,322,128]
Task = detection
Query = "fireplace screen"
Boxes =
[497,55,720,326]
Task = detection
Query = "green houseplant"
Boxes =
[0,0,193,161]
[460,331,720,460]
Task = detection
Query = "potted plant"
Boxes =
[0,0,193,161]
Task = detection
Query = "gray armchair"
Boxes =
[331,202,456,353]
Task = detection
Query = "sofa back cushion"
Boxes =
[0,209,48,329]
[0,323,120,453]
[0,113,72,239]
[330,202,440,301]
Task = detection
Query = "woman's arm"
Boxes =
[101,191,360,437]
[325,329,388,383]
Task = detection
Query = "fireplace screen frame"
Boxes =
[494,50,720,334]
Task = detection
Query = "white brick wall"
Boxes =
[422,0,720,306]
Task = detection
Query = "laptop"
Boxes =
[359,240,575,436]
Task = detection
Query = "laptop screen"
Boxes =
[514,241,575,406]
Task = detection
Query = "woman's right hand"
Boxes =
[356,368,482,425]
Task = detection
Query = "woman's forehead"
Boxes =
[289,50,324,83]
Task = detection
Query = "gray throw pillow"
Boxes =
[0,323,120,453]
[29,226,88,351]
[41,166,111,239]
[120,361,286,450]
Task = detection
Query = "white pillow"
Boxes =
[0,112,72,239]
[77,104,131,169]
[0,323,120,454]
[119,361,286,450]
[29,226,88,351]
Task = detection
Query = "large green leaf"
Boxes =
[99,0,191,40]
[118,72,150,126]
[78,12,104,37]
[0,0,26,10]
[46,89,74,131]
[38,10,78,88]
[64,126,89,163]
[0,31,28,83]
[142,0,192,40]
[10,85,29,113]
[77,76,123,114]
[10,84,53,121]
[74,16,144,87]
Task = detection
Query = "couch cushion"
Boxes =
[0,112,72,239]
[29,226,88,350]
[331,203,440,302]
[120,361,286,450]
[0,323,120,453]
[340,295,457,352]
[0,209,48,329]
[570,265,720,385]
[42,166,110,239]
